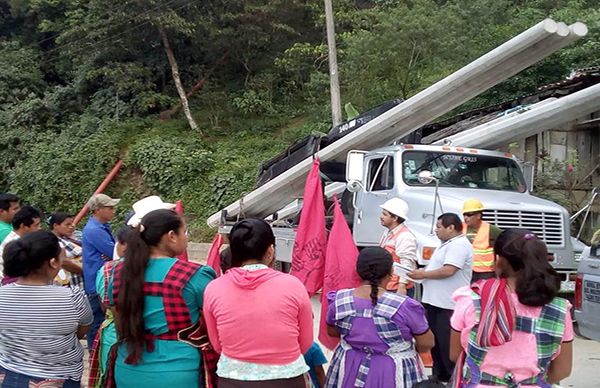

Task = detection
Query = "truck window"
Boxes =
[402,151,526,192]
[367,156,394,191]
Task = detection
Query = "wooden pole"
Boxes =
[324,0,342,126]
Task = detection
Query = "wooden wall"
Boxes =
[507,109,600,242]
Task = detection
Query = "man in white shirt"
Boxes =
[0,206,42,284]
[378,198,418,296]
[409,212,472,382]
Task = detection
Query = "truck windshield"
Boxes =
[402,151,527,192]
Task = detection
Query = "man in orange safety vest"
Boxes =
[379,198,418,296]
[462,198,502,283]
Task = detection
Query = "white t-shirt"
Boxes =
[422,234,473,310]
[0,284,93,380]
[0,231,19,278]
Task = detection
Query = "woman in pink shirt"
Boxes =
[449,229,573,387]
[203,219,314,388]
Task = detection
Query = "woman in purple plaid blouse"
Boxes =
[325,247,434,388]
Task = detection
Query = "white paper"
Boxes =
[393,262,423,284]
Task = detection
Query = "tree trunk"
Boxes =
[159,78,207,120]
[158,25,199,132]
[159,53,228,121]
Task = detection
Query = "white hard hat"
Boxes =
[127,195,176,227]
[380,198,409,220]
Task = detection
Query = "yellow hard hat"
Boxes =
[462,198,485,213]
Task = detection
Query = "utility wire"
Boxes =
[32,0,146,48]
[40,0,199,66]
[42,0,187,57]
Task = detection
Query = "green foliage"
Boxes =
[1,0,600,240]
[7,119,139,214]
[127,136,214,196]
[0,41,45,106]
[231,90,274,115]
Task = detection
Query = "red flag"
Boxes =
[291,158,326,296]
[319,194,362,350]
[175,200,189,261]
[206,233,224,276]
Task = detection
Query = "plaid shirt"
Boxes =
[112,260,201,338]
[459,292,568,387]
[325,289,425,388]
[58,237,84,288]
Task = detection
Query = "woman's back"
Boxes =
[328,292,429,352]
[0,284,92,380]
[110,258,215,373]
[204,266,313,364]
[451,287,573,387]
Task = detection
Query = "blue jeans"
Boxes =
[0,366,80,388]
[87,293,104,350]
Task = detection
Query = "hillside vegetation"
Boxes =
[1,0,599,239]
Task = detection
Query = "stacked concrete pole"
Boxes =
[207,19,588,227]
[436,82,600,150]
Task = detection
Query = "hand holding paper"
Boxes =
[394,263,423,283]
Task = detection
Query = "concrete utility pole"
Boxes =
[324,0,342,126]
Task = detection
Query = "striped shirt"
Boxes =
[0,284,93,380]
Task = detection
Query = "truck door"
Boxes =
[353,154,395,246]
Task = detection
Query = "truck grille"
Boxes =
[482,210,564,246]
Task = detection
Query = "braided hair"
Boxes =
[356,247,393,306]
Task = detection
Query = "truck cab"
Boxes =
[575,244,600,340]
[346,144,577,292]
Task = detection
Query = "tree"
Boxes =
[157,24,198,131]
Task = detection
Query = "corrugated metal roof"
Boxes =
[420,67,600,144]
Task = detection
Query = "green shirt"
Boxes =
[466,223,503,247]
[0,221,12,243]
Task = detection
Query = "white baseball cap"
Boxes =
[127,196,176,227]
[380,198,409,220]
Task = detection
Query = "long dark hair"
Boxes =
[4,231,61,278]
[356,247,393,306]
[494,229,561,306]
[117,209,184,364]
[229,218,275,267]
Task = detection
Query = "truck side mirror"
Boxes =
[522,162,534,191]
[418,170,435,184]
[346,151,367,192]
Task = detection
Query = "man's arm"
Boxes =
[409,264,459,280]
[88,227,115,258]
[394,234,418,294]
[395,235,418,272]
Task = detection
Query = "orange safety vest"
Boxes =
[380,224,415,291]
[463,221,495,273]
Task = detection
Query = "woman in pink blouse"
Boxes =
[449,229,573,387]
[203,218,314,388]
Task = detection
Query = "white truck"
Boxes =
[207,19,594,293]
[343,143,578,292]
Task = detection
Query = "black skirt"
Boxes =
[218,374,312,388]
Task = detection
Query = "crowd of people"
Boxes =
[0,192,574,388]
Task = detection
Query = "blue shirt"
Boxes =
[303,342,327,388]
[82,217,115,295]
